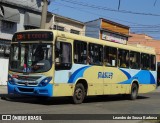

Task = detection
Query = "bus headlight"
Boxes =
[39,77,52,87]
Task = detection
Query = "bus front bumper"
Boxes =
[7,82,53,97]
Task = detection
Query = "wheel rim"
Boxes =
[132,86,137,98]
[75,88,83,100]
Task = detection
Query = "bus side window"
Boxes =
[104,46,117,67]
[89,43,103,66]
[55,41,61,63]
[55,41,72,70]
[141,53,150,70]
[118,49,129,68]
[74,40,87,64]
[151,55,156,71]
[129,51,140,69]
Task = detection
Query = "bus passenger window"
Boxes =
[151,55,156,71]
[129,51,140,69]
[104,46,117,67]
[118,49,129,68]
[55,41,72,70]
[141,53,150,70]
[89,43,103,66]
[74,40,87,64]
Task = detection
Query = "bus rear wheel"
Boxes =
[130,83,138,100]
[72,83,85,104]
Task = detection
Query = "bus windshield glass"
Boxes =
[9,43,52,73]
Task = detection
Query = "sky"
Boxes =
[48,0,160,39]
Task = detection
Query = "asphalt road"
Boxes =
[0,86,160,123]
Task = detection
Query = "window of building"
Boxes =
[1,20,16,30]
[55,41,72,70]
[88,43,103,65]
[104,46,117,67]
[53,25,64,31]
[118,49,129,68]
[24,26,38,30]
[74,40,87,64]
[151,55,156,71]
[70,29,80,35]
[129,51,140,69]
[141,53,150,70]
[0,45,10,58]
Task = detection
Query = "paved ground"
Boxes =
[0,85,7,94]
[0,86,160,123]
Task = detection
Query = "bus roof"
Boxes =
[53,30,155,55]
[14,29,156,55]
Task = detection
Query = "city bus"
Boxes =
[8,29,157,104]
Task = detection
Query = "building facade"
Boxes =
[85,18,130,44]
[0,0,42,85]
[0,0,42,58]
[46,12,85,35]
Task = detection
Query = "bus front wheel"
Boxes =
[72,83,85,104]
[130,83,138,100]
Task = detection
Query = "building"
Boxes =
[0,0,42,57]
[128,33,160,62]
[46,12,85,35]
[85,18,130,44]
[0,0,42,85]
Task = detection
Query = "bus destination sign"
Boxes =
[12,31,53,42]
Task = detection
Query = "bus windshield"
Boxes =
[9,43,52,73]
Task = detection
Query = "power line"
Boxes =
[51,0,160,39]
[52,1,148,26]
[118,0,121,10]
[59,0,160,17]
[53,1,160,27]
[154,0,158,6]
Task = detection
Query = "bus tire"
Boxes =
[72,83,85,104]
[130,83,138,100]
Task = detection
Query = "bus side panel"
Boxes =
[53,64,88,96]
[53,84,74,96]
[138,84,156,93]
[119,69,157,94]
[53,69,75,96]
[54,65,104,96]
[103,67,128,95]
[83,66,103,95]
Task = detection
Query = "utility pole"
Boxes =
[40,0,50,29]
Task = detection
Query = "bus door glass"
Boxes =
[55,41,72,70]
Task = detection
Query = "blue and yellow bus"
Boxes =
[8,29,157,104]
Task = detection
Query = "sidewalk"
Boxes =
[0,85,7,94]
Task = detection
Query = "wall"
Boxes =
[0,0,42,85]
[0,0,42,11]
[101,20,129,35]
[46,13,85,35]
[0,58,9,85]
[85,19,101,39]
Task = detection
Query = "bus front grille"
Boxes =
[16,82,38,86]
[18,87,34,93]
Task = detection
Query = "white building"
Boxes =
[0,0,42,55]
[46,12,85,35]
[0,0,42,85]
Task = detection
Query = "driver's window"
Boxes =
[55,41,72,70]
